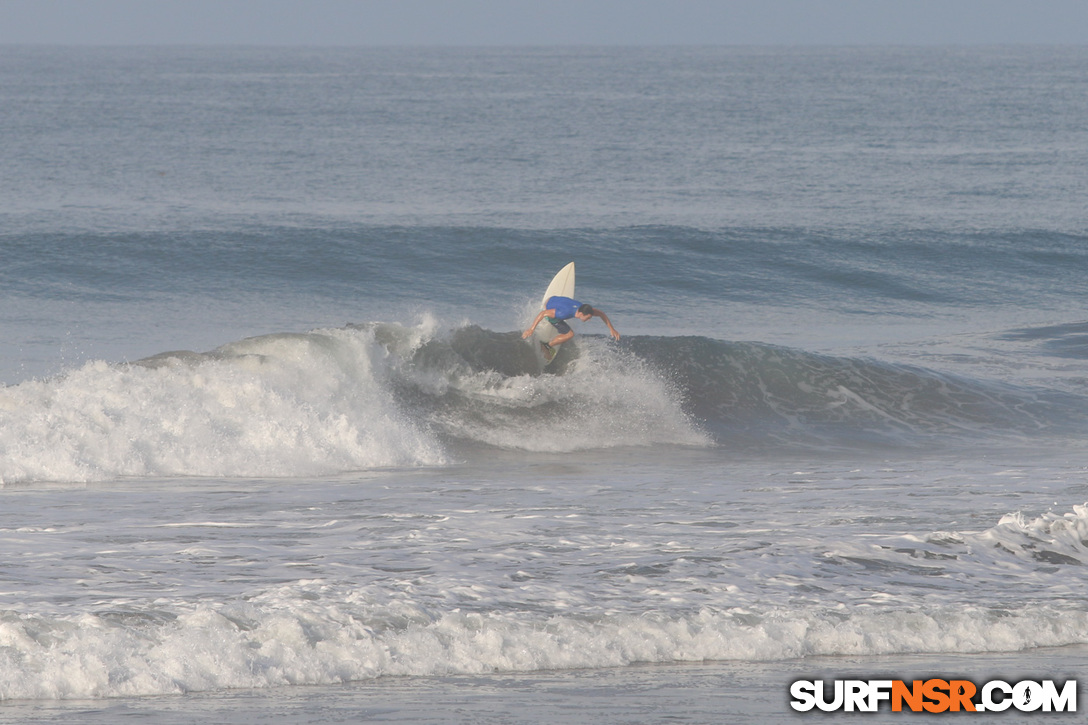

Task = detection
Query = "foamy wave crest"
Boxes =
[878,504,1088,579]
[0,326,446,483]
[2,584,1086,700]
[978,504,1088,567]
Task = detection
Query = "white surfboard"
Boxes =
[532,261,575,366]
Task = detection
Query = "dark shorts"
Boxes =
[548,318,571,335]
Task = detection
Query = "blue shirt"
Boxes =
[546,296,582,321]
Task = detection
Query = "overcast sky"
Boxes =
[1,0,1086,46]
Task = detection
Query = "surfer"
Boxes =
[522,296,620,348]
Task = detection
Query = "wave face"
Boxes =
[5,321,1088,483]
[624,335,1088,451]
[399,326,1088,454]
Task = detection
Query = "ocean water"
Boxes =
[2,45,1087,722]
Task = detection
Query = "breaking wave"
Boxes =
[3,320,1087,483]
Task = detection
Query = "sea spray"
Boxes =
[397,325,712,451]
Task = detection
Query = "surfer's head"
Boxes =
[576,304,595,320]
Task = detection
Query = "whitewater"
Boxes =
[2,46,1088,723]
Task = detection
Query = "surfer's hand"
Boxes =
[521,328,532,339]
[610,327,621,341]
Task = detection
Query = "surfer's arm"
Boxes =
[592,309,621,340]
[522,309,557,339]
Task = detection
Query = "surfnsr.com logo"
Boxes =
[789,678,1077,713]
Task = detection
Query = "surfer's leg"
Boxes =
[548,330,574,347]
[545,318,574,347]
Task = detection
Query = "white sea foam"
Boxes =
[978,504,1088,566]
[0,327,446,484]
[2,583,1086,700]
[2,459,1087,701]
